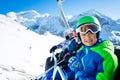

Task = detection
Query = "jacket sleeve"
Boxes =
[92,40,118,80]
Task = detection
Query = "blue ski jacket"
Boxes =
[73,40,118,80]
[45,38,78,80]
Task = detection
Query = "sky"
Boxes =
[0,0,120,20]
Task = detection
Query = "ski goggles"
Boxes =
[76,24,100,34]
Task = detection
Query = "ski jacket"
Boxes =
[56,37,78,51]
[75,40,118,80]
[55,37,79,58]
[67,38,78,52]
[45,38,78,80]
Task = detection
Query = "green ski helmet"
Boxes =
[76,16,101,39]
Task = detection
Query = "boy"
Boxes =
[68,16,118,80]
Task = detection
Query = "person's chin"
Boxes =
[84,42,94,46]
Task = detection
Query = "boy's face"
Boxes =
[80,32,97,46]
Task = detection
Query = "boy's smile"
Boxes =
[80,32,97,46]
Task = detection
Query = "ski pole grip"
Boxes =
[50,52,58,66]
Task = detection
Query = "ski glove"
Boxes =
[49,45,57,53]
[63,52,73,61]
[68,56,83,73]
[55,52,62,61]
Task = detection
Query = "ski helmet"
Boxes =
[76,16,101,29]
[76,16,101,39]
[64,28,74,40]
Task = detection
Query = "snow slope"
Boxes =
[0,9,120,79]
[0,14,64,79]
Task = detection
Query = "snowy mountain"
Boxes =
[116,19,120,23]
[0,9,120,79]
[7,10,66,37]
[0,14,64,79]
[6,9,120,45]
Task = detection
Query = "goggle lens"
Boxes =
[76,24,99,34]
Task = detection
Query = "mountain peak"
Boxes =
[2,9,120,45]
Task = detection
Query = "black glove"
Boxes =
[63,52,73,61]
[55,53,63,61]
[49,45,57,53]
[64,48,68,53]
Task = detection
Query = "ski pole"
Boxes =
[37,59,65,79]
